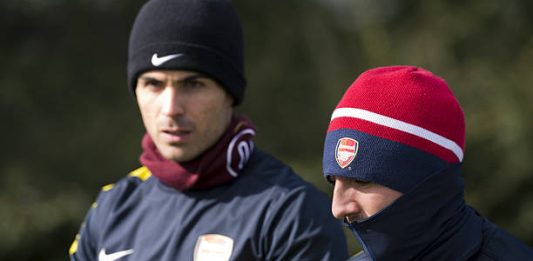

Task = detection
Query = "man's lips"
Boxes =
[160,128,192,143]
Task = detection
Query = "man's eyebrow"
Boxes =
[178,74,208,83]
[138,76,162,82]
[138,74,208,83]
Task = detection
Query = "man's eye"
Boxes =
[351,179,370,186]
[182,79,205,89]
[358,181,371,186]
[143,79,164,88]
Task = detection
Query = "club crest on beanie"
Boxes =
[128,0,246,105]
[323,66,465,193]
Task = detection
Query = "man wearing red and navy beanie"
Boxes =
[323,66,533,260]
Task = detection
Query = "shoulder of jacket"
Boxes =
[69,166,153,256]
[245,149,333,217]
[91,166,152,209]
[246,149,332,203]
[244,149,307,190]
[474,219,533,261]
[100,166,151,191]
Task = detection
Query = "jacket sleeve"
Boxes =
[69,185,114,261]
[261,185,349,261]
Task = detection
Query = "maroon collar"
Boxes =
[140,115,256,191]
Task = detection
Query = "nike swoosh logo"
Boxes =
[98,249,134,261]
[151,53,183,66]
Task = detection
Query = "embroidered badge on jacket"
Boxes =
[193,234,234,261]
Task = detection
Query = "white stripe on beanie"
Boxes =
[331,107,464,162]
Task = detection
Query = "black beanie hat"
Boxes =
[128,0,246,105]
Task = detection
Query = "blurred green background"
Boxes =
[1,0,532,259]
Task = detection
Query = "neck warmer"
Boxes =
[140,115,255,191]
[348,165,484,260]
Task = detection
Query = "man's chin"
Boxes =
[158,146,189,162]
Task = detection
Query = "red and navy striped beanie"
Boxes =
[323,66,465,193]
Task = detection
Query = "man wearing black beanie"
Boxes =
[69,0,349,260]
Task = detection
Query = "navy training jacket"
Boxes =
[70,149,349,260]
[347,165,533,261]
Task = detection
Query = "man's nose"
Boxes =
[331,178,360,220]
[160,87,185,116]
